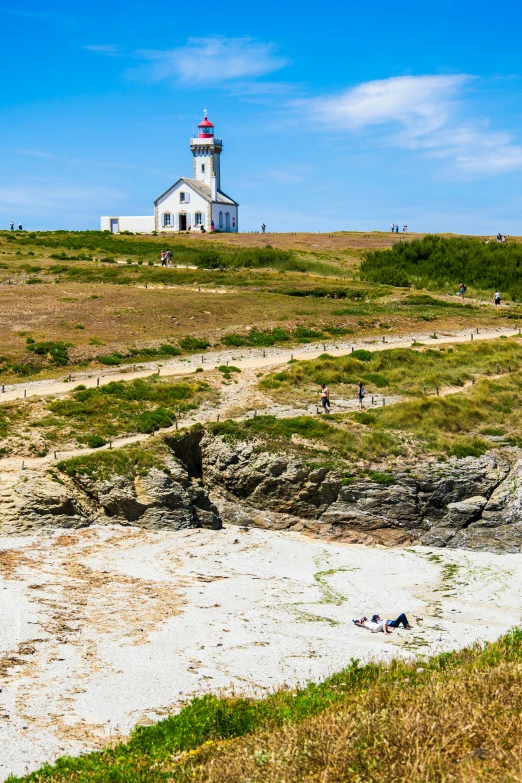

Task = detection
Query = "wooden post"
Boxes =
[217,413,220,422]
[24,389,26,398]
[436,387,439,396]
[351,346,354,353]
[2,385,4,393]
[54,451,57,459]
[496,364,499,373]
[254,410,257,417]
[109,441,112,449]
[472,377,475,385]
[471,334,473,340]
[382,398,385,406]
[175,419,178,430]
[201,355,204,363]
[382,336,386,343]
[476,328,479,334]
[68,373,72,382]
[97,378,100,386]
[371,396,374,405]
[423,385,427,395]
[22,460,24,470]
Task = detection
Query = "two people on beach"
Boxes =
[354,613,412,634]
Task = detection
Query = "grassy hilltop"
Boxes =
[0,229,520,383]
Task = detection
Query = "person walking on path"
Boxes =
[458,282,467,299]
[166,249,172,265]
[9,221,14,231]
[320,384,330,413]
[160,251,167,266]
[211,220,215,232]
[357,381,365,410]
[494,291,501,306]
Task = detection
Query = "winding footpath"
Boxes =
[0,324,519,473]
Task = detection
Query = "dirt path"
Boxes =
[0,325,518,404]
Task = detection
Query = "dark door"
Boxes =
[179,214,187,231]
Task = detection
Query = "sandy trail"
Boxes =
[0,324,517,472]
[1,525,521,781]
[0,325,518,403]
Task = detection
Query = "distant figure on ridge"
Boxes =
[391,223,395,233]
[9,221,14,231]
[395,224,399,233]
[261,223,266,233]
[17,222,22,231]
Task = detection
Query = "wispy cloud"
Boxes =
[128,36,288,86]
[84,44,121,56]
[297,75,522,176]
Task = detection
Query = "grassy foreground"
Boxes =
[9,629,522,782]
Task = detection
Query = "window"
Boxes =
[201,164,205,173]
[163,213,171,227]
[180,192,186,203]
[195,212,202,226]
[219,211,223,228]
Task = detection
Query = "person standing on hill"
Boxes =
[17,222,22,231]
[494,291,501,306]
[395,224,399,233]
[391,223,395,233]
[160,251,167,266]
[320,384,331,413]
[261,223,266,233]
[458,282,467,299]
[9,221,14,231]
[357,381,365,410]
[166,249,172,265]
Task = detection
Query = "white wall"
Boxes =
[100,216,154,233]
[156,182,210,232]
[211,203,238,232]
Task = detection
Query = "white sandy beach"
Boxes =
[1,525,522,780]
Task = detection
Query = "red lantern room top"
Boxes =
[198,114,214,139]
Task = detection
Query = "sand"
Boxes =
[1,525,522,780]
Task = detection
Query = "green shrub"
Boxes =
[26,340,70,366]
[87,434,107,448]
[179,336,211,351]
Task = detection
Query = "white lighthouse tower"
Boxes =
[153,112,239,233]
[190,112,222,199]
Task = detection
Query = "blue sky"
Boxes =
[2,0,522,233]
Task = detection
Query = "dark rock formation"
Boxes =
[200,433,522,552]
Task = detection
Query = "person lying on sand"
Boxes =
[353,613,412,633]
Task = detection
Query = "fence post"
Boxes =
[371,396,374,405]
[217,414,220,422]
[471,333,473,341]
[436,387,439,396]
[54,451,57,459]
[351,346,354,353]
[24,389,26,398]
[496,364,499,373]
[202,355,204,363]
[97,377,100,386]
[382,397,385,406]
[423,385,427,395]
[382,336,386,343]
[254,410,257,418]
[476,328,479,334]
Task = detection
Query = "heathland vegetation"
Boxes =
[361,234,522,298]
[0,230,521,381]
[9,629,522,782]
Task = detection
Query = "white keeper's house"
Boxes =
[100,113,239,234]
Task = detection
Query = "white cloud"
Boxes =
[130,36,287,86]
[298,75,522,176]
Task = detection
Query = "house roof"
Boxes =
[154,177,239,207]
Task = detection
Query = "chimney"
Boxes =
[211,173,217,201]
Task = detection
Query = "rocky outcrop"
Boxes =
[200,433,522,552]
[0,454,221,535]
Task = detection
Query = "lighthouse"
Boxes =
[101,112,239,234]
[153,111,238,233]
